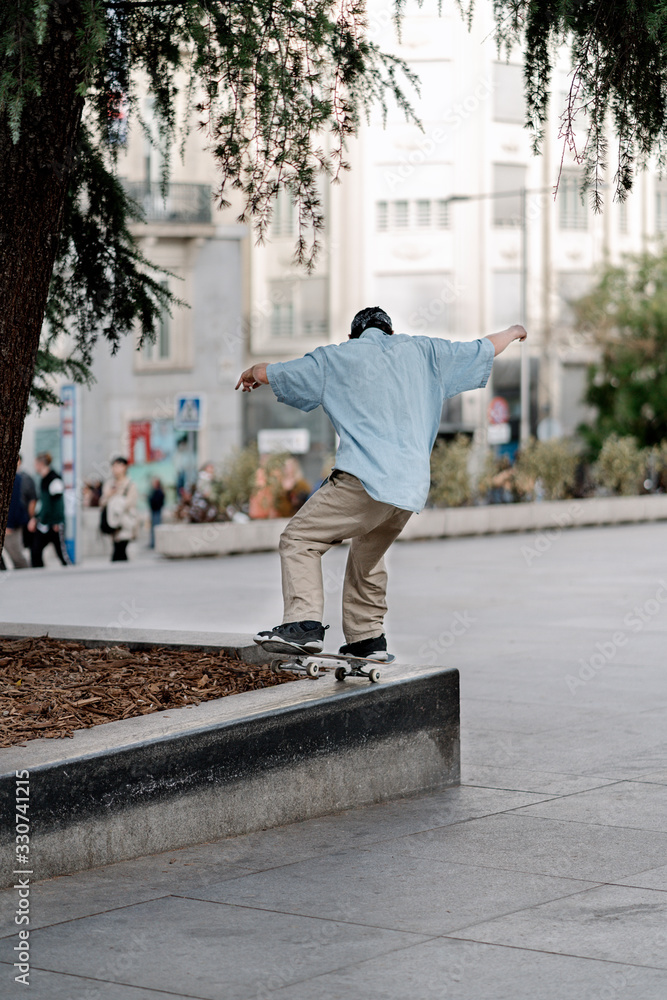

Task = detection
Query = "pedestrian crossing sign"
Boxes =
[174,393,204,431]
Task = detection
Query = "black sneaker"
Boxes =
[254,620,328,653]
[338,634,389,661]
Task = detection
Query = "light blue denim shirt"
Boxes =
[267,328,494,512]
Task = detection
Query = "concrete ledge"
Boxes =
[0,633,458,887]
[155,518,288,557]
[155,495,667,557]
[399,494,667,540]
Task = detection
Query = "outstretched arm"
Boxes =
[235,363,268,391]
[485,325,527,357]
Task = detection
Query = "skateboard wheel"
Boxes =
[270,660,282,674]
[306,662,320,678]
[368,668,381,683]
[335,666,347,682]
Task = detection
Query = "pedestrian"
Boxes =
[100,457,139,561]
[274,458,311,518]
[148,478,165,548]
[29,452,69,568]
[17,455,37,553]
[3,457,31,569]
[236,306,526,657]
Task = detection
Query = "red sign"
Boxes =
[488,396,510,425]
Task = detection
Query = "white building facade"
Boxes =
[245,0,663,464]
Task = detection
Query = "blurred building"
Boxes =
[245,0,662,459]
[21,95,246,504]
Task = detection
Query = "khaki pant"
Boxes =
[279,471,412,642]
[3,529,29,569]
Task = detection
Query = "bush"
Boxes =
[214,443,260,510]
[515,439,579,500]
[429,436,472,507]
[593,434,646,495]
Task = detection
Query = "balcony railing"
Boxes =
[123,181,212,224]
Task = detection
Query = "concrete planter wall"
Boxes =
[155,494,667,558]
[0,628,459,887]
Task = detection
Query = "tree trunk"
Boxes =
[0,4,85,557]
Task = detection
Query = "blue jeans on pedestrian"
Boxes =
[150,510,162,548]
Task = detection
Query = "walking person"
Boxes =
[101,458,139,561]
[29,452,69,568]
[236,306,527,657]
[17,455,37,553]
[3,457,31,569]
[148,478,165,548]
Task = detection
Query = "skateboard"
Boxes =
[256,638,395,683]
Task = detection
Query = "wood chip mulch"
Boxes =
[0,636,302,748]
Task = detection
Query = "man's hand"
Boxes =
[235,363,269,391]
[508,324,527,343]
[485,325,528,357]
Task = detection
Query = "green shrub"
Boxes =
[429,435,472,507]
[593,434,646,495]
[515,439,579,500]
[214,443,260,510]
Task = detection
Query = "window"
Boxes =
[271,189,295,237]
[656,180,667,232]
[134,261,192,373]
[436,200,451,228]
[416,200,432,227]
[301,278,328,337]
[493,164,526,227]
[270,282,295,337]
[375,199,451,232]
[493,63,526,125]
[619,199,629,235]
[492,271,521,329]
[559,171,588,230]
[269,278,328,339]
[144,280,171,361]
[393,201,409,228]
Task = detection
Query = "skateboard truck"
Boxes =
[257,639,393,683]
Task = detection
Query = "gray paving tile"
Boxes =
[634,769,667,785]
[448,884,667,969]
[513,780,667,833]
[0,848,252,937]
[159,785,551,873]
[0,896,424,1000]
[614,866,667,891]
[463,696,626,736]
[267,938,667,1000]
[382,812,667,882]
[1,963,199,1000]
[463,723,667,779]
[461,764,616,797]
[186,848,598,935]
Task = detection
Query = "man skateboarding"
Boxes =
[236,306,527,659]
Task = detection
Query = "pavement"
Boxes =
[2,522,667,999]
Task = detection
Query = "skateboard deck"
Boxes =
[256,638,394,683]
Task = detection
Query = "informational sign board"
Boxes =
[487,396,510,425]
[174,393,204,431]
[258,428,310,455]
[60,384,79,564]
